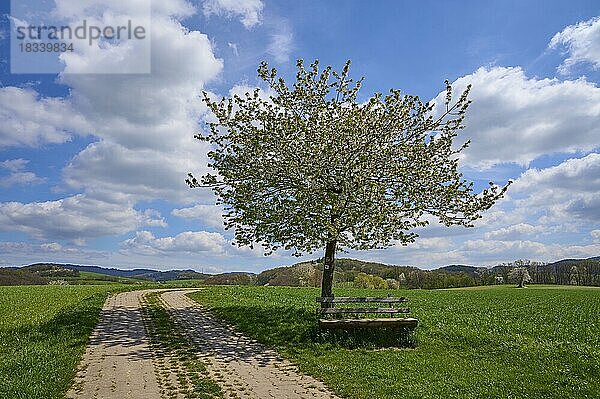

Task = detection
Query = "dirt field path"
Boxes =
[160,290,341,399]
[66,290,160,399]
[67,289,340,399]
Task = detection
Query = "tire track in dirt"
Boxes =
[67,289,341,399]
[66,290,161,399]
[159,290,341,399]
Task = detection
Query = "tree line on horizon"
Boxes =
[250,257,600,289]
[2,257,599,288]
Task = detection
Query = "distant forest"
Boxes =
[1,257,600,289]
[256,257,600,289]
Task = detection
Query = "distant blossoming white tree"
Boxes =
[509,267,532,288]
[188,59,510,301]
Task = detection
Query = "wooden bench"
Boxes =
[316,296,418,329]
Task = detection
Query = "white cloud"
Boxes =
[202,0,264,28]
[53,0,196,20]
[512,153,600,223]
[15,2,195,75]
[40,242,63,252]
[62,141,213,203]
[0,195,165,240]
[1,159,28,171]
[432,67,600,168]
[515,153,600,193]
[171,204,224,229]
[483,223,545,241]
[267,23,293,63]
[0,159,45,187]
[550,16,600,74]
[462,239,600,263]
[361,154,600,268]
[0,87,90,148]
[120,229,270,261]
[0,241,110,267]
[52,3,223,204]
[121,230,229,255]
[0,0,224,250]
[371,236,600,268]
[227,84,275,107]
[403,237,452,251]
[62,25,221,120]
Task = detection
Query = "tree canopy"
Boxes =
[187,59,510,297]
[508,267,532,288]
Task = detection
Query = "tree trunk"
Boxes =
[320,240,337,307]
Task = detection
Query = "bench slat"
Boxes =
[318,307,410,315]
[316,297,408,303]
[319,317,418,329]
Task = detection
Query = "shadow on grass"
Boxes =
[313,327,415,349]
[0,293,109,399]
[37,294,105,341]
[208,304,415,350]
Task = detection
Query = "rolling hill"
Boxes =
[2,256,599,287]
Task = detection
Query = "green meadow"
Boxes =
[0,285,123,399]
[2,283,598,398]
[189,285,600,399]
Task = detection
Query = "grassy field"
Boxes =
[141,292,222,398]
[0,285,128,399]
[188,285,600,399]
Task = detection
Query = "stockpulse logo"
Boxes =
[15,20,147,47]
[10,0,152,74]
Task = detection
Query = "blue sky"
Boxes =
[0,0,599,272]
